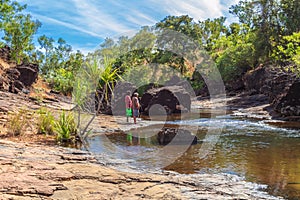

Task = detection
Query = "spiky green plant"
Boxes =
[98,56,121,103]
[36,107,55,135]
[53,111,77,142]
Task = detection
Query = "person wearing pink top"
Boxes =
[125,91,132,122]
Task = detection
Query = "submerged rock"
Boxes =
[157,128,197,145]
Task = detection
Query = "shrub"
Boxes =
[47,68,75,95]
[272,32,300,76]
[216,43,255,81]
[36,107,55,135]
[53,111,77,142]
[7,109,31,136]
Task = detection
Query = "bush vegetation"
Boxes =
[7,108,31,136]
[36,107,55,135]
[53,111,77,142]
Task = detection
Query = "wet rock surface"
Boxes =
[0,140,284,200]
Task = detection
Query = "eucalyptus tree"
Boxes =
[0,0,41,64]
[197,17,228,53]
[155,15,200,76]
[229,0,282,62]
[37,35,55,73]
[280,0,300,34]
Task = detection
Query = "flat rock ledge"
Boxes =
[0,139,283,200]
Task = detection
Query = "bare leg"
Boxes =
[133,116,136,124]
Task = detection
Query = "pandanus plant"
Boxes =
[72,56,121,147]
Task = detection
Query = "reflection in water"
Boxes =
[87,116,300,199]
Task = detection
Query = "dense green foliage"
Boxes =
[0,0,41,64]
[0,0,300,94]
[35,36,84,95]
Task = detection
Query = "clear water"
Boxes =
[87,113,300,199]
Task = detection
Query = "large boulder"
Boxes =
[141,85,191,115]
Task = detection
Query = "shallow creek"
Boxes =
[87,110,300,199]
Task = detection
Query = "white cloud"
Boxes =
[147,0,241,22]
[70,0,133,35]
[148,0,224,21]
[124,10,157,26]
[33,14,104,38]
[17,0,240,53]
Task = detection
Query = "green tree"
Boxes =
[230,0,282,63]
[197,17,228,52]
[37,35,55,73]
[212,23,256,81]
[273,32,300,71]
[156,15,197,41]
[0,0,41,64]
[36,36,84,94]
[155,15,200,76]
[280,0,300,34]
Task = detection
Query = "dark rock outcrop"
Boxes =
[274,80,300,117]
[5,67,21,93]
[157,128,197,145]
[16,63,39,86]
[242,64,300,119]
[0,45,11,62]
[107,82,136,115]
[0,46,39,93]
[243,64,267,94]
[3,64,38,93]
[141,85,191,115]
[0,75,5,90]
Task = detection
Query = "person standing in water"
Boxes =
[132,92,140,124]
[125,91,132,122]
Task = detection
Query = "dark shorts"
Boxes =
[133,109,139,117]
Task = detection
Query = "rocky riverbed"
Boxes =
[0,90,291,199]
[0,139,284,200]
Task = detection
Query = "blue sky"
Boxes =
[17,0,240,54]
